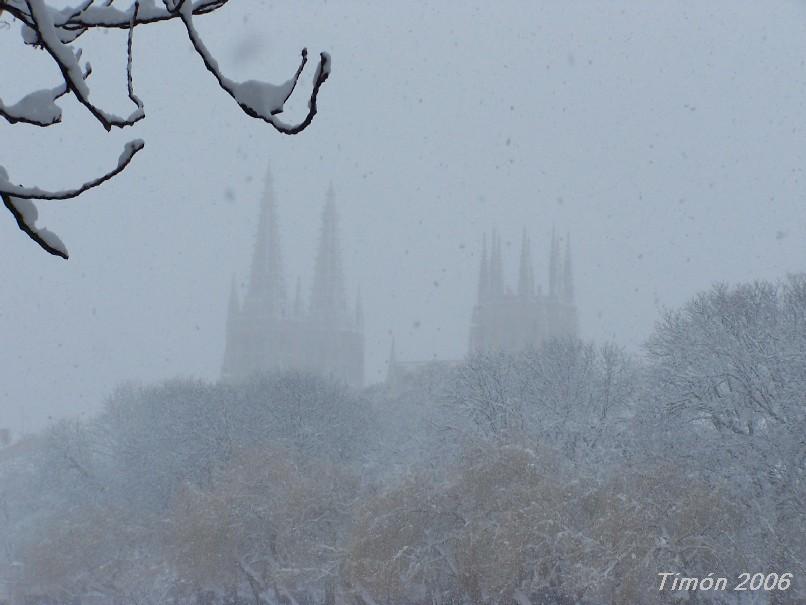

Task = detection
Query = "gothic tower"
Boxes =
[221,169,364,386]
[310,184,349,326]
[469,228,577,354]
[243,166,286,321]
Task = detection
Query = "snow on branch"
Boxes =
[0,0,331,258]
[0,140,144,201]
[0,62,89,126]
[2,193,70,258]
[174,0,331,135]
[0,140,145,258]
[24,0,142,130]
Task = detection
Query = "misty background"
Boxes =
[2,0,806,433]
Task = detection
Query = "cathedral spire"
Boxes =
[563,232,574,303]
[477,233,489,304]
[245,164,286,317]
[489,229,504,298]
[310,184,348,325]
[517,228,534,299]
[548,227,560,299]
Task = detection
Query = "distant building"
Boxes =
[221,169,364,387]
[0,428,9,448]
[386,228,578,386]
[469,228,577,352]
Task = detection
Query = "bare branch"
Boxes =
[0,2,33,28]
[125,0,144,112]
[174,0,331,135]
[55,0,230,31]
[0,139,144,200]
[1,0,331,257]
[0,61,90,127]
[0,140,144,258]
[25,0,145,131]
[2,193,69,258]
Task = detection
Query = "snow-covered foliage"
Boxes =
[1,277,804,604]
[0,0,331,258]
[446,340,638,465]
[644,276,806,585]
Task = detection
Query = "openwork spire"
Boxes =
[310,183,348,325]
[245,164,286,317]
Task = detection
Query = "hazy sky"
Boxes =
[2,0,806,433]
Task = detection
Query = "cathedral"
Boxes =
[221,170,364,387]
[221,169,578,389]
[469,228,577,353]
[387,228,578,385]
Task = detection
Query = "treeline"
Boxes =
[1,276,805,605]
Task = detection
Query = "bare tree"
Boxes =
[447,340,638,469]
[0,0,331,258]
[646,276,806,594]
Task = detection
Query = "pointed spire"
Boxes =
[293,277,304,317]
[489,229,504,298]
[548,227,560,298]
[477,233,489,304]
[563,232,574,303]
[517,228,534,298]
[310,184,348,325]
[245,163,286,318]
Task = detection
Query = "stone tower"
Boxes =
[468,228,577,353]
[222,169,364,387]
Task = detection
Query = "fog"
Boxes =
[1,1,806,603]
[2,0,803,432]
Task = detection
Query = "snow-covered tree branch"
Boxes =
[0,0,331,258]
